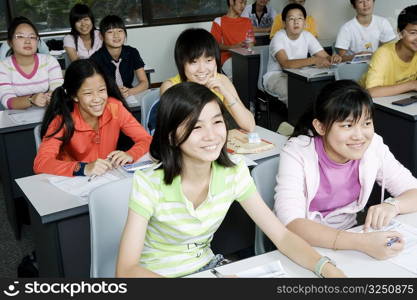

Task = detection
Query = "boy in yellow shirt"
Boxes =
[363,5,417,97]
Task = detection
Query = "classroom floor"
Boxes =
[0,179,35,277]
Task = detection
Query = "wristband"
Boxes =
[314,256,336,278]
[73,162,87,176]
[27,95,34,106]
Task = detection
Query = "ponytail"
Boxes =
[41,86,75,146]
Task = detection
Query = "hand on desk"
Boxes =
[32,92,51,107]
[119,86,130,99]
[84,158,114,176]
[328,54,342,65]
[360,231,404,260]
[363,203,399,231]
[107,150,133,167]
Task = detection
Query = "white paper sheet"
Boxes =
[236,261,288,278]
[297,66,335,78]
[48,171,124,198]
[7,107,45,124]
[351,220,417,274]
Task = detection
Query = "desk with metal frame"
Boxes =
[373,93,417,177]
[283,68,334,126]
[16,126,288,277]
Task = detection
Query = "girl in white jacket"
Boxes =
[275,80,417,260]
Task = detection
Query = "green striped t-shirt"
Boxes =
[128,155,256,277]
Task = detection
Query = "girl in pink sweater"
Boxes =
[275,80,417,260]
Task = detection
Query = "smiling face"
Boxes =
[178,100,227,166]
[9,23,38,57]
[103,27,126,49]
[75,16,93,36]
[313,110,374,163]
[74,73,108,122]
[400,24,417,53]
[184,54,217,85]
[284,8,306,37]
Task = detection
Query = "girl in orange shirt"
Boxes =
[34,59,152,177]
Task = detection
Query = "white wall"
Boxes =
[135,0,416,83]
[126,22,212,83]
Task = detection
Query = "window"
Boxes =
[11,0,143,34]
[149,0,227,20]
[2,0,226,38]
[0,1,7,34]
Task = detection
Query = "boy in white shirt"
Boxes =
[263,3,340,105]
[335,0,396,62]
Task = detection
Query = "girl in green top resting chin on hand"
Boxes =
[116,81,345,278]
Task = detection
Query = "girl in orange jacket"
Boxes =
[34,59,152,177]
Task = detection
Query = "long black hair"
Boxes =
[292,80,374,138]
[41,59,125,145]
[7,16,39,56]
[174,28,221,82]
[69,3,96,51]
[150,82,234,185]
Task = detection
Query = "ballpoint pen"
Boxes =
[210,268,224,278]
[386,237,400,247]
[88,157,114,182]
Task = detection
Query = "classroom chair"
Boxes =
[140,88,159,134]
[334,62,368,82]
[250,157,279,255]
[256,45,282,130]
[89,177,132,278]
[34,124,42,152]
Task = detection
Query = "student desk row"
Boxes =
[190,212,417,278]
[16,126,288,277]
[0,102,143,240]
[229,42,335,125]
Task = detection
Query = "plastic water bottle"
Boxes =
[245,29,255,52]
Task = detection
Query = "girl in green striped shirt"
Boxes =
[116,82,345,278]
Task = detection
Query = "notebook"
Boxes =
[227,129,274,154]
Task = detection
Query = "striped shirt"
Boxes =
[129,155,256,277]
[0,54,63,109]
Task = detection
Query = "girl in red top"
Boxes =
[34,59,152,177]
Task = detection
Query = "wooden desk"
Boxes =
[283,68,334,126]
[0,109,43,239]
[230,46,264,110]
[373,93,417,177]
[16,126,287,277]
[190,213,417,278]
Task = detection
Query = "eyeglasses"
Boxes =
[403,29,417,37]
[14,34,38,41]
[286,17,305,23]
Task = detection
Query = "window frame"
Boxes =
[0,0,226,40]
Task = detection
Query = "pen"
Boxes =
[87,174,96,182]
[386,237,400,247]
[88,157,114,182]
[210,268,224,278]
